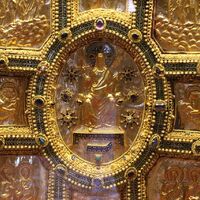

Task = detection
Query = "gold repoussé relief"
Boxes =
[0,0,51,48]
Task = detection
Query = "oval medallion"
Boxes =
[55,41,145,163]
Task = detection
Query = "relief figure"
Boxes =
[160,167,184,200]
[177,85,200,130]
[155,0,200,51]
[76,53,120,132]
[0,78,26,125]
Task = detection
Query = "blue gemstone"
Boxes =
[152,138,158,145]
[93,179,102,188]
[39,137,45,145]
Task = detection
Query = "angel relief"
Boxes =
[56,42,145,163]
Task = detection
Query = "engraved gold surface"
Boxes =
[153,0,200,52]
[147,158,200,200]
[0,155,48,200]
[0,0,51,49]
[145,0,200,61]
[0,77,27,125]
[175,82,200,130]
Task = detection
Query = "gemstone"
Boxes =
[95,154,102,162]
[156,67,161,74]
[71,155,76,160]
[195,145,200,153]
[154,64,164,76]
[127,171,136,180]
[149,135,160,149]
[132,33,139,41]
[96,18,105,30]
[151,138,158,149]
[35,98,44,108]
[152,138,158,145]
[40,65,46,72]
[154,100,166,112]
[0,59,5,65]
[93,178,102,188]
[130,94,137,102]
[39,137,46,145]
[125,168,137,181]
[61,32,68,40]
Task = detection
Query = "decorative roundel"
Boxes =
[29,19,172,187]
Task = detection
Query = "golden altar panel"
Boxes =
[0,0,199,199]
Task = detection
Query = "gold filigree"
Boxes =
[60,89,74,103]
[28,31,158,177]
[120,66,138,83]
[165,130,199,141]
[72,8,134,26]
[121,109,140,129]
[59,109,78,129]
[126,86,140,103]
[63,67,81,84]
